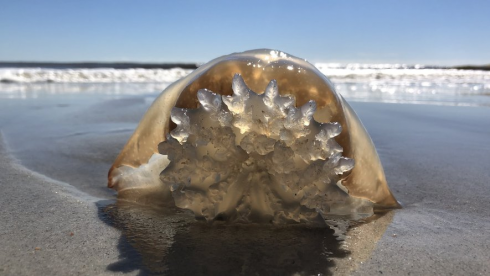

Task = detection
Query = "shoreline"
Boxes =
[1,100,490,275]
[0,134,131,275]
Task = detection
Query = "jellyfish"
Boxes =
[108,49,400,223]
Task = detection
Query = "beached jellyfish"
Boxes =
[108,49,400,223]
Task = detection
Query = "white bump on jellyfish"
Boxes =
[159,74,373,223]
[111,153,171,194]
[170,108,190,143]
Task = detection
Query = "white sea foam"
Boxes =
[0,67,192,83]
[1,65,489,106]
[316,64,490,106]
[315,63,490,106]
[316,64,490,88]
[2,65,489,85]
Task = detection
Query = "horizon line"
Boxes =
[0,61,489,71]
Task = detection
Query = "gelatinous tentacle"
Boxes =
[159,75,372,223]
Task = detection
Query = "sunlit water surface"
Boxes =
[99,200,378,275]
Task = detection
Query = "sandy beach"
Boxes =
[0,134,127,275]
[1,86,489,275]
[349,103,490,275]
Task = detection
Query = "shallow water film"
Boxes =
[100,200,391,275]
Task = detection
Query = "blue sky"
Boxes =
[1,0,489,65]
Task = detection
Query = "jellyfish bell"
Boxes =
[108,49,400,222]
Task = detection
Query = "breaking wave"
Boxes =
[1,64,489,106]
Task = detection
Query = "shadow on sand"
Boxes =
[97,200,390,275]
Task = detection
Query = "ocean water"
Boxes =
[1,64,490,106]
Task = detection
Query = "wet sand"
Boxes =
[350,102,490,275]
[1,96,490,275]
[0,135,131,275]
